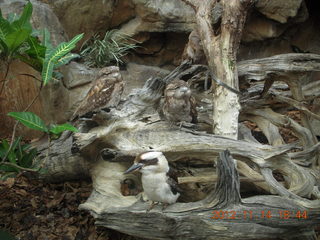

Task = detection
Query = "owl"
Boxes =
[161,79,197,124]
[181,29,206,64]
[71,66,124,120]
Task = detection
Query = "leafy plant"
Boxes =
[0,1,33,59]
[41,32,83,84]
[7,112,78,137]
[0,137,38,176]
[0,1,83,176]
[80,29,138,67]
[0,1,83,85]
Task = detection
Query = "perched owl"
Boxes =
[71,66,124,120]
[181,29,206,64]
[161,79,197,124]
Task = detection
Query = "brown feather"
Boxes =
[161,79,197,124]
[71,66,124,120]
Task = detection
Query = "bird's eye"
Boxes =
[140,158,158,165]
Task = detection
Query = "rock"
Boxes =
[118,0,195,37]
[121,63,170,97]
[133,0,195,32]
[0,0,67,46]
[49,0,138,44]
[255,0,304,24]
[0,60,45,139]
[126,32,188,67]
[59,62,100,118]
[238,3,320,61]
[50,0,116,44]
[40,78,70,123]
[242,14,287,42]
[110,0,136,28]
[48,0,195,43]
[60,62,97,89]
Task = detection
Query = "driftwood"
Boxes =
[81,151,319,240]
[37,52,320,239]
[181,0,254,139]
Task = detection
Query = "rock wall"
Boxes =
[1,0,320,138]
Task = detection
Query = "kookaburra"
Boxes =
[161,79,197,124]
[124,151,180,210]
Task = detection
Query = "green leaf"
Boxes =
[0,38,9,56]
[49,123,78,135]
[9,137,23,164]
[11,1,33,31]
[42,33,83,85]
[5,28,32,55]
[52,71,63,80]
[17,54,43,72]
[0,139,16,164]
[26,36,46,59]
[0,143,6,159]
[54,53,79,68]
[0,164,19,173]
[7,112,49,133]
[7,13,18,23]
[0,16,12,40]
[19,148,37,168]
[41,28,52,49]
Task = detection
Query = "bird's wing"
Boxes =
[166,174,182,195]
[190,95,198,123]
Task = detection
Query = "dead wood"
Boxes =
[181,0,254,138]
[79,150,320,240]
[37,50,320,239]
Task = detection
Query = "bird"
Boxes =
[71,66,124,121]
[161,79,197,125]
[181,29,206,64]
[124,151,180,211]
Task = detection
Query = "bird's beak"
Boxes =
[124,163,144,174]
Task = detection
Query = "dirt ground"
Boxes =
[0,175,141,240]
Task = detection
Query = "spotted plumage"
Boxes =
[161,79,197,124]
[71,66,124,120]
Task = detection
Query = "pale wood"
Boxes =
[37,53,320,239]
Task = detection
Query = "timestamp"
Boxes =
[210,210,308,220]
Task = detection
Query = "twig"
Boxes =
[178,175,266,184]
[180,0,197,11]
[0,122,19,165]
[19,73,42,83]
[272,94,320,121]
[24,82,43,112]
[0,81,43,166]
[1,162,38,172]
[0,61,11,96]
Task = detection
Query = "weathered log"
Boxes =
[80,151,320,240]
[238,53,320,81]
[38,53,320,239]
[181,0,254,138]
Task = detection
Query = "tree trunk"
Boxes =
[182,0,254,139]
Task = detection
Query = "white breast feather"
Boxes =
[141,172,180,204]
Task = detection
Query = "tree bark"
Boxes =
[182,0,254,139]
[36,53,320,239]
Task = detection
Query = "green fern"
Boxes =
[42,33,83,85]
[80,30,138,67]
